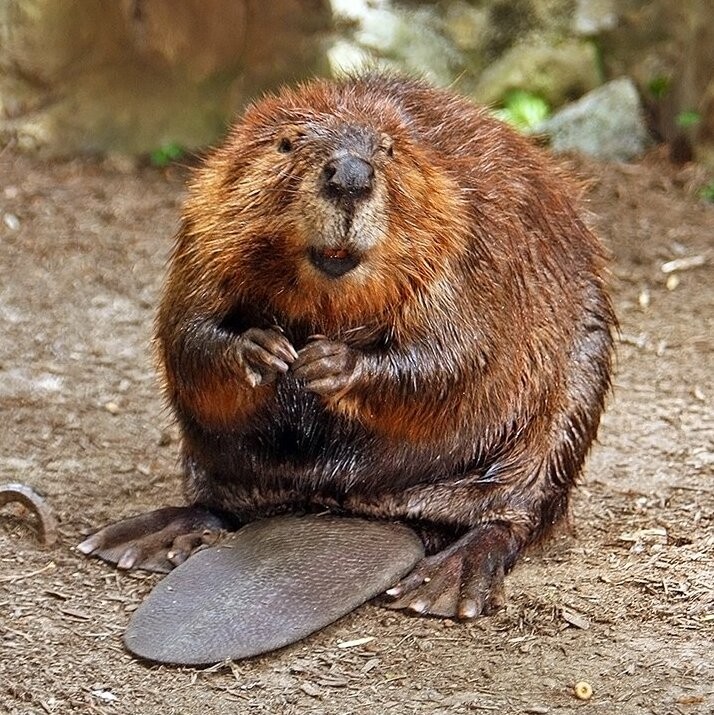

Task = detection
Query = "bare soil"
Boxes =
[1,146,712,715]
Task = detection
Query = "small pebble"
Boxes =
[638,288,650,310]
[574,681,593,700]
[90,690,118,703]
[104,401,120,415]
[666,274,680,291]
[3,212,20,231]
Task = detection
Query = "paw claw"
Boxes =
[167,550,188,567]
[239,328,296,387]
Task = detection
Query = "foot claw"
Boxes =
[409,598,430,614]
[458,598,479,620]
[167,549,187,567]
[117,547,139,570]
[76,534,101,555]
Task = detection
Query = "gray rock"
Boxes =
[537,77,652,161]
[328,1,460,86]
[573,0,618,36]
[472,39,602,108]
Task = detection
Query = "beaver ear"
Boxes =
[378,133,394,157]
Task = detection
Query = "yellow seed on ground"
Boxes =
[574,681,593,700]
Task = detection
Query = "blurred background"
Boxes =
[0,0,712,166]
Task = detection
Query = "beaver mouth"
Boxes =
[308,246,360,278]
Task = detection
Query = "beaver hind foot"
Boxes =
[124,515,424,665]
[385,524,517,618]
[77,506,228,572]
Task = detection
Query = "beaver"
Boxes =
[79,74,615,629]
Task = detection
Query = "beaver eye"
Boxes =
[277,137,293,153]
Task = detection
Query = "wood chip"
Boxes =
[561,608,590,630]
[666,274,680,290]
[661,255,706,273]
[0,483,59,546]
[638,288,650,309]
[299,682,321,698]
[60,606,92,621]
[619,528,668,543]
[337,636,375,649]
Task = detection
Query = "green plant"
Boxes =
[647,75,671,99]
[493,90,550,132]
[700,181,714,203]
[150,142,185,167]
[675,110,701,129]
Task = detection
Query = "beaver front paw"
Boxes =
[292,337,359,397]
[238,327,298,387]
[384,524,518,619]
[77,506,229,573]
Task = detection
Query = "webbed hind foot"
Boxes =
[385,523,518,619]
[77,506,229,573]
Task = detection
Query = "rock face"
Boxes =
[537,78,652,161]
[0,0,330,157]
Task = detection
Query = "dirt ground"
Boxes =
[0,144,712,715]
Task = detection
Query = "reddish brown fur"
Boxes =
[145,74,616,617]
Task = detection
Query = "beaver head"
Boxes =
[277,120,393,281]
[180,77,471,332]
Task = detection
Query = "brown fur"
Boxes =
[152,74,615,615]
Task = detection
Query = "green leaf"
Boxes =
[676,111,701,129]
[647,75,670,99]
[150,143,185,167]
[495,90,550,132]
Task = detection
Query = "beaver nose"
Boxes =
[322,155,374,202]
